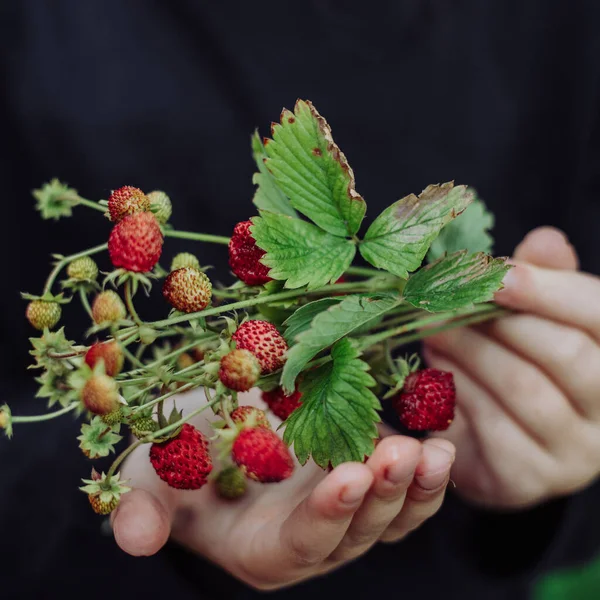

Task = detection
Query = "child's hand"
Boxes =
[424,227,600,508]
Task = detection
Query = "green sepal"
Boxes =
[77,416,123,459]
[0,404,13,439]
[32,179,81,220]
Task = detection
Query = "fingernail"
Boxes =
[340,480,370,505]
[416,445,454,491]
[385,460,416,485]
[497,265,518,293]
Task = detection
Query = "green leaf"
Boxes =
[251,132,298,218]
[281,292,400,392]
[283,338,380,469]
[283,298,342,344]
[403,250,511,312]
[251,211,356,290]
[427,197,495,261]
[264,99,366,237]
[360,182,474,278]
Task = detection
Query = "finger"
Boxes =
[111,444,176,556]
[424,325,576,448]
[480,313,600,420]
[277,463,373,570]
[379,439,454,542]
[513,226,579,270]
[328,436,422,562]
[494,262,600,341]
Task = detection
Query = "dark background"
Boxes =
[0,1,599,599]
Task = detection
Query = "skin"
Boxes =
[112,227,600,590]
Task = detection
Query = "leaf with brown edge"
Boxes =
[359,182,474,278]
[264,99,366,237]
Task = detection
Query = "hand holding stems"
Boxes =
[425,227,600,508]
[112,389,455,591]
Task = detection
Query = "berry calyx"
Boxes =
[26,300,61,331]
[228,221,272,286]
[229,406,271,429]
[262,386,303,421]
[162,267,212,313]
[232,320,288,374]
[232,427,294,483]
[219,349,261,392]
[171,252,201,272]
[107,186,150,222]
[67,256,99,282]
[91,290,127,324]
[393,368,456,431]
[85,341,124,377]
[147,190,172,224]
[149,423,212,490]
[81,373,121,415]
[108,212,163,273]
[80,469,130,515]
[215,466,247,499]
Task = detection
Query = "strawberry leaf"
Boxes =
[264,100,366,237]
[251,132,298,218]
[403,250,511,312]
[281,292,400,392]
[359,182,474,278]
[283,298,342,344]
[251,211,355,290]
[283,338,380,469]
[427,196,495,261]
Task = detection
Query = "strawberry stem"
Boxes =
[79,288,93,319]
[75,197,107,213]
[10,403,78,424]
[164,229,231,245]
[124,281,143,326]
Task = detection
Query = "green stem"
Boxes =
[105,439,144,482]
[76,197,107,213]
[79,288,93,319]
[43,243,108,295]
[120,343,146,370]
[164,230,231,245]
[124,281,143,326]
[11,403,78,424]
[345,266,384,278]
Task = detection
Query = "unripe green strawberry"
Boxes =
[67,256,99,281]
[81,373,120,415]
[26,300,61,330]
[219,349,261,392]
[129,416,158,439]
[162,267,212,313]
[101,407,125,426]
[147,190,172,224]
[171,252,201,272]
[85,341,124,376]
[108,186,150,222]
[215,466,247,499]
[91,291,127,324]
[80,469,130,516]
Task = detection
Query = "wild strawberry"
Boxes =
[100,407,125,427]
[232,320,288,374]
[91,290,127,324]
[262,386,302,421]
[232,427,294,483]
[67,256,99,281]
[229,406,271,429]
[107,186,150,222]
[219,349,261,392]
[228,221,272,286]
[163,267,212,313]
[171,252,201,272]
[26,300,61,330]
[215,466,247,499]
[149,423,212,490]
[80,469,130,515]
[108,212,163,272]
[177,352,195,370]
[393,368,456,431]
[81,373,121,415]
[147,190,172,224]
[85,341,124,377]
[129,416,158,439]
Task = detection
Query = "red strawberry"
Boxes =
[162,267,212,313]
[108,212,163,273]
[91,290,127,324]
[81,373,120,415]
[107,186,150,222]
[219,349,261,392]
[262,386,302,421]
[229,406,271,429]
[228,221,272,286]
[232,320,287,374]
[149,423,212,490]
[393,368,456,431]
[232,427,294,483]
[85,341,124,377]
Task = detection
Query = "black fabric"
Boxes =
[1,1,599,598]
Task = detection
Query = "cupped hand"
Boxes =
[111,391,454,590]
[424,227,600,508]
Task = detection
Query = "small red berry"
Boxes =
[162,267,212,313]
[229,406,271,429]
[262,386,302,421]
[108,186,150,222]
[85,341,124,377]
[108,212,163,273]
[228,221,272,286]
[219,349,261,392]
[232,320,288,374]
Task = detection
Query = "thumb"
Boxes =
[512,226,579,271]
[110,443,175,556]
